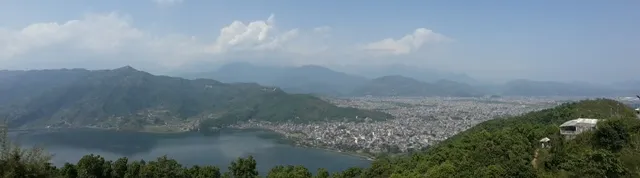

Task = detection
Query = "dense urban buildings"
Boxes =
[231,96,569,157]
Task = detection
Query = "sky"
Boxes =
[0,0,638,82]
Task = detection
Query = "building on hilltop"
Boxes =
[636,95,640,115]
[559,118,600,139]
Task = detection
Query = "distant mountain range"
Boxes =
[613,80,640,91]
[351,75,484,97]
[187,62,636,97]
[335,64,480,85]
[0,67,391,131]
[185,62,369,96]
[500,79,629,96]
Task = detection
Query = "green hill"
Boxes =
[364,99,640,178]
[0,67,391,131]
[0,69,90,105]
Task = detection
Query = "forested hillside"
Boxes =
[2,99,640,177]
[0,67,390,131]
[0,69,90,105]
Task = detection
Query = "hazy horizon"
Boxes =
[0,0,638,83]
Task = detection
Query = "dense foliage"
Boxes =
[0,69,91,106]
[0,67,391,130]
[2,99,640,178]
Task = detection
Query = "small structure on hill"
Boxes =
[559,118,600,139]
[636,95,640,115]
[539,137,551,148]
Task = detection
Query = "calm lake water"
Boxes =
[9,129,371,174]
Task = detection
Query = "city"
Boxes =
[230,96,574,158]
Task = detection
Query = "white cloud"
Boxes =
[152,0,184,5]
[0,12,450,71]
[0,12,205,69]
[360,28,451,55]
[0,13,145,58]
[207,14,297,53]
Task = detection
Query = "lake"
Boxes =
[9,129,371,174]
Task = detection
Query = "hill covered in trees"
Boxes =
[3,99,640,177]
[0,67,391,131]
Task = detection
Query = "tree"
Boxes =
[595,118,631,152]
[364,157,393,178]
[187,165,221,178]
[76,154,108,178]
[111,157,128,178]
[138,155,185,178]
[59,163,78,178]
[227,156,259,178]
[426,162,455,178]
[314,168,329,178]
[123,160,144,178]
[332,167,363,178]
[0,124,54,178]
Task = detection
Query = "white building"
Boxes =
[539,137,551,148]
[559,118,600,139]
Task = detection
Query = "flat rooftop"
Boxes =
[560,118,599,128]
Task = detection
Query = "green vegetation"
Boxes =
[0,67,391,130]
[3,99,640,177]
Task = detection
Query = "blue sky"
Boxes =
[0,0,638,82]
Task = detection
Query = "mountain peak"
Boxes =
[114,65,138,72]
[374,75,420,82]
[298,65,326,69]
[295,65,334,72]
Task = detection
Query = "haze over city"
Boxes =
[1,0,638,83]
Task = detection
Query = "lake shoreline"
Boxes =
[217,127,378,161]
[12,128,373,174]
[13,127,377,161]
